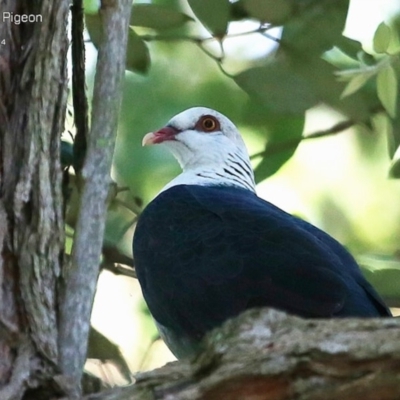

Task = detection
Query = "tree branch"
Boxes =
[140,25,279,70]
[80,309,400,400]
[250,119,357,160]
[58,0,132,395]
[70,0,89,173]
[140,25,278,46]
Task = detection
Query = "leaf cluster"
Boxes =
[83,0,400,181]
[75,0,400,379]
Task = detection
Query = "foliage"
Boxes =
[78,0,400,290]
[84,0,400,182]
[76,0,400,376]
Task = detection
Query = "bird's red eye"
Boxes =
[195,115,220,132]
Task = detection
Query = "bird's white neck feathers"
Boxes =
[155,107,256,193]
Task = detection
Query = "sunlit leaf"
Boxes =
[234,0,292,25]
[390,118,400,161]
[130,4,193,30]
[373,22,391,54]
[340,72,374,98]
[234,64,318,114]
[387,17,400,54]
[389,156,400,178]
[372,112,396,157]
[389,144,400,178]
[236,55,375,121]
[290,57,374,121]
[377,64,398,118]
[126,29,151,74]
[188,0,230,37]
[335,67,373,82]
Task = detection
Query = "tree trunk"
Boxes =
[0,1,68,398]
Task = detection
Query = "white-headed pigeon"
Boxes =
[133,107,391,359]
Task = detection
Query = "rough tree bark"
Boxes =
[83,309,400,400]
[0,1,68,398]
[0,0,132,398]
[58,0,132,395]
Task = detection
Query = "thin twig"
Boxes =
[102,245,134,268]
[305,119,356,140]
[101,263,137,279]
[140,25,279,68]
[140,25,277,45]
[58,0,133,395]
[250,119,356,160]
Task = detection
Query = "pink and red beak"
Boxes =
[142,126,180,146]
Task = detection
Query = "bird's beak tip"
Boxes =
[142,132,156,147]
[142,126,179,146]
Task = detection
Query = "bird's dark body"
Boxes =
[133,184,391,358]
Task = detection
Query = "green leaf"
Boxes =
[389,117,400,160]
[253,113,305,182]
[230,1,250,21]
[377,64,398,118]
[373,22,391,54]
[130,4,193,30]
[389,152,400,178]
[86,14,150,74]
[372,113,395,158]
[238,52,376,122]
[387,17,400,54]
[357,51,377,66]
[234,0,293,25]
[234,64,318,114]
[280,0,350,55]
[334,36,363,60]
[126,28,151,74]
[188,0,230,37]
[386,113,400,179]
[340,72,374,98]
[289,57,374,121]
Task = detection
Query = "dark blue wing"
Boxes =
[133,185,390,354]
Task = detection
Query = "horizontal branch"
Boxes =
[140,25,278,67]
[250,118,356,160]
[81,308,400,400]
[140,25,278,46]
[251,105,385,160]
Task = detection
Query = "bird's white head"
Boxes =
[143,107,256,192]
